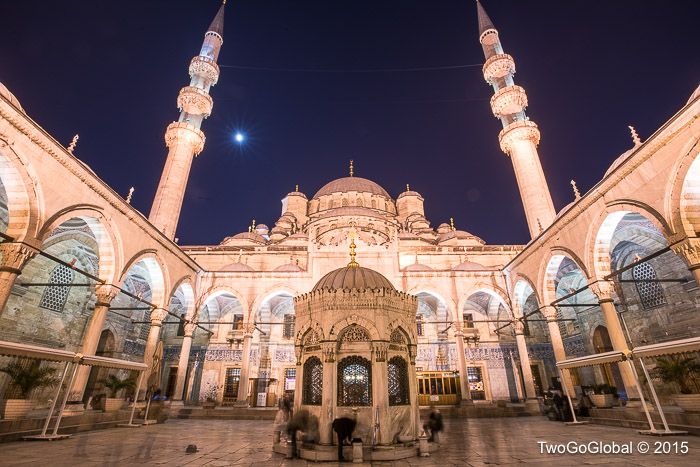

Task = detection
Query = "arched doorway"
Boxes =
[592,325,623,391]
[84,329,116,401]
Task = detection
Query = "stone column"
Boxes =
[71,285,119,399]
[174,322,197,402]
[589,281,639,400]
[235,323,255,407]
[142,308,168,388]
[407,344,420,439]
[672,237,700,285]
[293,344,303,413]
[541,306,574,395]
[512,321,537,400]
[371,341,390,445]
[0,243,38,317]
[320,342,337,445]
[453,330,473,405]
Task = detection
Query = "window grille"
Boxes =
[463,313,474,329]
[223,368,241,402]
[337,355,372,406]
[390,328,406,344]
[633,262,666,309]
[303,356,323,405]
[416,315,424,337]
[283,315,296,339]
[39,264,74,312]
[388,356,409,405]
[139,308,152,340]
[340,324,370,342]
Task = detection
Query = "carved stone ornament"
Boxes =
[540,305,558,322]
[671,237,700,268]
[0,243,38,274]
[294,345,303,365]
[482,53,515,82]
[340,324,370,342]
[243,323,256,336]
[372,342,388,362]
[322,342,336,363]
[498,120,541,154]
[177,86,214,118]
[589,281,614,302]
[164,122,206,155]
[189,55,220,85]
[94,284,119,308]
[407,345,417,365]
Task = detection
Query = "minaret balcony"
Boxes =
[165,122,206,155]
[177,86,214,118]
[482,54,515,83]
[490,85,528,118]
[189,55,220,85]
[498,120,540,155]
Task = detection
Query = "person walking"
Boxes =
[332,417,357,461]
[287,409,311,459]
[422,408,443,442]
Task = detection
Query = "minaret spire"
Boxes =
[149,2,226,240]
[477,0,555,239]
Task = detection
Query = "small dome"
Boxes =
[404,263,433,272]
[255,224,270,235]
[273,264,304,272]
[438,230,483,243]
[397,190,422,200]
[219,262,254,272]
[0,81,23,112]
[313,177,391,199]
[453,261,486,271]
[231,232,267,243]
[312,266,395,291]
[436,223,451,234]
[605,147,635,177]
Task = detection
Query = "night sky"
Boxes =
[1,1,698,246]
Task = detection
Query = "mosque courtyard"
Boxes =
[1,417,697,466]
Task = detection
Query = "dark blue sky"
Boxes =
[1,1,698,245]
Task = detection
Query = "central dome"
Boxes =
[313,177,391,199]
[312,265,395,291]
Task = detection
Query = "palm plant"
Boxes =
[99,374,137,398]
[0,362,60,399]
[654,357,700,394]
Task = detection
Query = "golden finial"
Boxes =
[349,160,354,177]
[450,217,455,231]
[295,185,299,192]
[67,134,79,153]
[406,184,410,192]
[222,0,227,5]
[126,187,134,204]
[570,180,581,200]
[252,219,256,231]
[347,230,359,267]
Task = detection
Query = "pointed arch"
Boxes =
[119,250,168,309]
[249,284,300,322]
[170,279,195,320]
[195,284,249,318]
[456,282,511,321]
[665,134,700,237]
[0,141,41,242]
[406,283,456,322]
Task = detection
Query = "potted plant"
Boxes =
[654,357,700,413]
[0,361,60,420]
[98,374,136,412]
[589,384,619,408]
[200,382,220,409]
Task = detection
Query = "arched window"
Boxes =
[357,198,364,207]
[303,356,323,405]
[338,356,372,406]
[371,199,377,209]
[633,262,666,309]
[283,314,296,339]
[39,264,75,312]
[416,315,424,337]
[342,198,348,207]
[388,356,409,405]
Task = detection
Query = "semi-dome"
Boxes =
[273,263,304,272]
[312,265,395,291]
[313,176,391,199]
[605,148,635,177]
[453,261,486,271]
[0,81,23,112]
[219,262,254,272]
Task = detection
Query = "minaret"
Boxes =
[477,1,555,238]
[149,1,226,240]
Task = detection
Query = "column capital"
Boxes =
[243,323,255,337]
[0,243,38,274]
[372,341,389,362]
[540,305,558,321]
[671,237,700,269]
[589,280,615,303]
[150,308,169,326]
[94,284,120,307]
[183,322,197,337]
[512,319,525,335]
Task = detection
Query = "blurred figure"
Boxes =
[286,409,319,459]
[422,407,443,442]
[332,417,356,461]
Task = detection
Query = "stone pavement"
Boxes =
[1,416,698,466]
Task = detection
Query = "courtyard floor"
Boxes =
[0,416,697,466]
